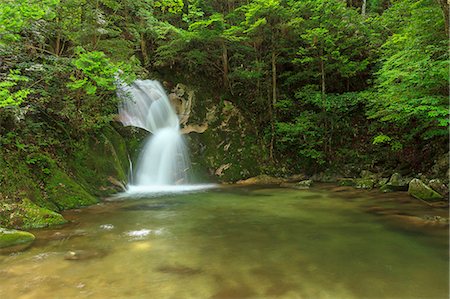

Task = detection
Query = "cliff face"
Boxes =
[0,124,131,229]
[166,83,264,182]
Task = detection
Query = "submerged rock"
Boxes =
[64,249,106,261]
[157,265,202,275]
[0,227,35,249]
[408,179,443,201]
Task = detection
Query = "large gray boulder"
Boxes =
[408,179,443,201]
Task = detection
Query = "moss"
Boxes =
[338,178,356,187]
[0,227,35,248]
[45,169,98,211]
[408,179,443,201]
[0,199,66,229]
[69,124,129,196]
[188,100,263,182]
[354,178,376,190]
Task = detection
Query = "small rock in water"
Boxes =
[99,224,114,230]
[125,228,164,240]
[64,249,106,261]
[125,229,152,239]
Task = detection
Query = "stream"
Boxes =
[0,186,448,299]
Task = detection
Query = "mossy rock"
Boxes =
[294,179,313,189]
[237,175,286,185]
[0,227,35,248]
[0,199,66,229]
[354,178,376,190]
[70,124,129,196]
[380,173,411,192]
[408,179,443,201]
[45,169,98,211]
[338,178,356,187]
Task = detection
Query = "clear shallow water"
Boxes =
[0,186,448,299]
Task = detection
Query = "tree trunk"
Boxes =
[437,0,449,36]
[320,51,326,96]
[221,40,229,88]
[271,51,277,106]
[55,17,61,56]
[362,0,367,16]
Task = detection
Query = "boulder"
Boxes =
[408,179,443,201]
[237,175,286,185]
[293,180,313,189]
[428,179,449,197]
[380,173,411,192]
[0,227,35,248]
[354,178,376,190]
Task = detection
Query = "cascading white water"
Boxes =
[118,80,199,193]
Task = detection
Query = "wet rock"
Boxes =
[237,175,286,185]
[64,249,106,261]
[0,227,35,249]
[380,173,411,192]
[354,178,376,190]
[408,179,443,201]
[428,179,448,197]
[295,180,313,189]
[157,265,202,275]
[285,173,307,183]
[281,179,313,190]
[376,177,389,188]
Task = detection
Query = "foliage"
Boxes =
[368,0,448,141]
[0,70,31,108]
[0,0,448,188]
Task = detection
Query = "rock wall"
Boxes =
[0,124,131,229]
[166,83,263,182]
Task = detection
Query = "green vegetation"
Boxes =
[0,227,35,248]
[0,0,448,227]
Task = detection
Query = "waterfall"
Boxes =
[117,80,194,192]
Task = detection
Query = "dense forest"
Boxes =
[0,0,448,211]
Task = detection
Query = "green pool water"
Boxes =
[0,186,448,298]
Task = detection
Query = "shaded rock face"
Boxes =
[169,83,263,182]
[430,152,449,180]
[0,124,130,229]
[408,179,443,201]
[0,228,35,249]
